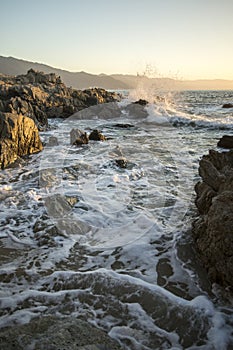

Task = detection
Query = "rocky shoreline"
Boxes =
[0,69,120,169]
[193,138,233,290]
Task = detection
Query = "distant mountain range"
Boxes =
[1,55,233,91]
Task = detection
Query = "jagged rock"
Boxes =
[217,135,233,149]
[0,112,43,169]
[133,99,149,105]
[115,158,128,168]
[193,149,233,288]
[222,103,233,108]
[0,70,121,128]
[70,128,89,145]
[89,129,106,141]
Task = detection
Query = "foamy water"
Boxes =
[0,91,233,349]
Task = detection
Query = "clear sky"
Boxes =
[1,0,233,80]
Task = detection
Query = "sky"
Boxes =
[1,0,233,80]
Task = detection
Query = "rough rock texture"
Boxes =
[89,129,106,141]
[217,135,233,149]
[0,112,43,169]
[70,128,89,145]
[0,315,122,350]
[0,69,121,129]
[193,149,233,288]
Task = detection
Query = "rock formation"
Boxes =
[0,69,120,168]
[0,112,43,169]
[89,129,106,141]
[193,149,233,289]
[0,69,121,129]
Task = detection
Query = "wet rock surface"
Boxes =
[193,149,233,289]
[222,103,233,108]
[0,316,122,350]
[89,129,106,141]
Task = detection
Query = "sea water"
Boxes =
[0,90,233,349]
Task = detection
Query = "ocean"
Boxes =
[0,90,233,349]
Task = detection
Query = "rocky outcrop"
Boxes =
[0,69,120,168]
[217,135,233,149]
[0,69,121,129]
[193,149,233,288]
[0,112,43,169]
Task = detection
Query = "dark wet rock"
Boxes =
[112,123,135,128]
[0,70,121,128]
[70,128,89,145]
[193,149,233,288]
[0,315,122,350]
[0,112,43,169]
[217,135,233,149]
[222,103,233,108]
[89,129,106,141]
[115,158,128,168]
[133,99,149,105]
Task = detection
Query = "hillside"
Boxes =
[0,56,128,90]
[1,56,233,90]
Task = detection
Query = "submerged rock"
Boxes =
[217,135,233,149]
[70,128,89,145]
[222,103,233,108]
[0,112,43,169]
[193,149,233,288]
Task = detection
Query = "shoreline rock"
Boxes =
[192,149,233,289]
[0,69,121,129]
[0,112,43,169]
[0,69,120,168]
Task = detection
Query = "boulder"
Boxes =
[217,135,233,149]
[89,129,106,141]
[115,158,128,168]
[70,128,89,145]
[0,112,43,169]
[222,103,233,108]
[193,149,233,288]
